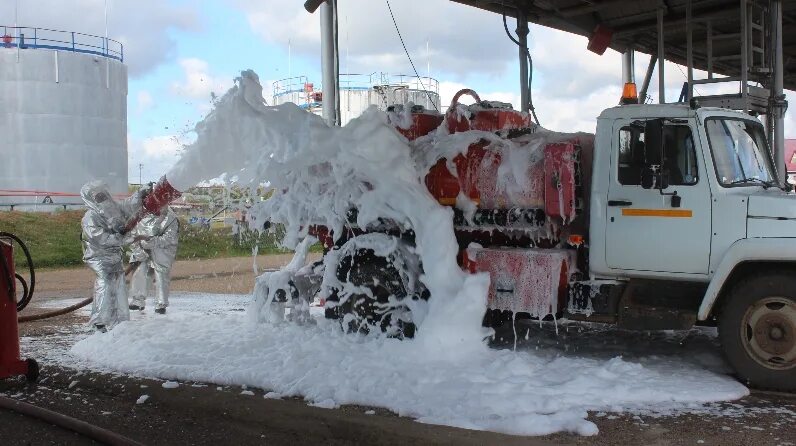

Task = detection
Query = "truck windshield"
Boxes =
[705,118,775,187]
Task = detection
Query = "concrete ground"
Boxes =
[1,256,795,445]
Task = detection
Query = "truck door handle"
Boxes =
[608,200,633,207]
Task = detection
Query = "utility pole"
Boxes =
[305,0,340,126]
[139,163,143,186]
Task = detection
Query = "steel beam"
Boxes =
[658,7,665,104]
[687,0,694,101]
[517,8,530,113]
[558,0,628,18]
[771,0,788,182]
[320,1,338,126]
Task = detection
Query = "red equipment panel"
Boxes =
[443,89,533,134]
[0,237,28,379]
[471,109,533,132]
[424,89,540,208]
[396,112,444,141]
[544,142,578,222]
[466,247,573,317]
[587,24,613,55]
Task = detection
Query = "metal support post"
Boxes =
[320,1,338,126]
[622,49,635,84]
[706,21,713,79]
[741,0,749,114]
[657,7,665,104]
[331,0,340,126]
[639,54,657,103]
[686,0,693,101]
[517,8,530,113]
[771,0,787,182]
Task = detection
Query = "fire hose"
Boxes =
[17,297,94,323]
[0,395,144,445]
[16,264,140,323]
[0,232,35,313]
[0,231,86,323]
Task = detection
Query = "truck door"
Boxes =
[605,118,711,275]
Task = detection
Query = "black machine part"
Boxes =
[0,232,35,312]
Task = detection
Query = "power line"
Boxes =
[384,0,439,112]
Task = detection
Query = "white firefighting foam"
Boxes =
[167,70,491,352]
[63,71,751,437]
[63,293,750,437]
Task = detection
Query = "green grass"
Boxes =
[0,210,294,270]
[176,222,290,260]
[0,210,85,269]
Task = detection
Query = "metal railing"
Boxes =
[1,26,123,62]
[272,72,439,100]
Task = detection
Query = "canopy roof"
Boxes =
[452,0,796,90]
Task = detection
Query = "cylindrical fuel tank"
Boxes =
[0,46,127,209]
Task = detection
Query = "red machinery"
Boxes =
[404,89,586,316]
[313,88,591,325]
[0,233,38,382]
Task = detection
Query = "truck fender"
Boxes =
[698,237,796,320]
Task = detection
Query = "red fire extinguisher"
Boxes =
[0,232,38,382]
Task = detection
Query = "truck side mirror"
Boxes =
[659,169,670,189]
[641,166,655,189]
[644,119,664,167]
[641,119,669,190]
[640,166,669,190]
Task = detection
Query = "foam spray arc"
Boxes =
[164,70,492,354]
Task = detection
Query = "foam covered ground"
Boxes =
[63,293,748,437]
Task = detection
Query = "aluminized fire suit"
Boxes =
[128,208,179,313]
[80,181,143,330]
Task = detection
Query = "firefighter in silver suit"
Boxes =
[80,181,144,332]
[128,207,179,314]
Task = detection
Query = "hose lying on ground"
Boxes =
[18,262,138,323]
[18,297,93,323]
[0,395,145,446]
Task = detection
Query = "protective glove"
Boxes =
[138,182,155,200]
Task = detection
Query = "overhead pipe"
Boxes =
[516,8,530,113]
[621,49,635,84]
[639,53,657,103]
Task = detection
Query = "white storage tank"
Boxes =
[0,27,127,210]
[272,73,441,126]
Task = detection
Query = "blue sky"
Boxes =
[5,0,795,184]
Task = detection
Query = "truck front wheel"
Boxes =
[335,251,416,338]
[719,272,796,391]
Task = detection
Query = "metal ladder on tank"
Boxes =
[689,0,771,115]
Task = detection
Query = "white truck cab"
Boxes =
[587,103,796,389]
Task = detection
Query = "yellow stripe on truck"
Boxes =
[621,208,693,218]
[438,197,481,206]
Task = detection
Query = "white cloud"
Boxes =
[1,0,200,77]
[127,134,186,183]
[170,58,234,103]
[136,90,153,114]
[232,0,515,77]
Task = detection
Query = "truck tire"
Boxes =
[718,271,796,391]
[336,251,415,338]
